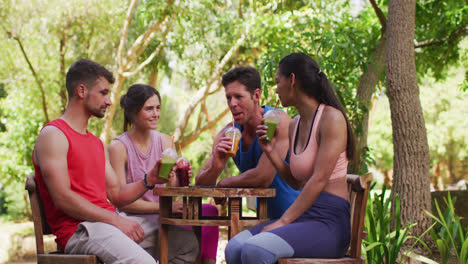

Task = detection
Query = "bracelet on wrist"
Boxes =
[143,173,155,190]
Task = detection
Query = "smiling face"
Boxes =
[132,94,161,130]
[83,76,112,118]
[224,80,260,125]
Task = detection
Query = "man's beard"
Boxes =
[90,106,107,118]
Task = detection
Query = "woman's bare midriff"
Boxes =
[322,176,349,201]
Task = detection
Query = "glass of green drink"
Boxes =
[263,110,280,141]
[160,148,178,180]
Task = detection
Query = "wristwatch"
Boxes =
[143,173,155,190]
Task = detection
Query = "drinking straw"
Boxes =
[274,99,279,110]
[231,116,236,152]
[172,136,175,149]
[179,144,183,157]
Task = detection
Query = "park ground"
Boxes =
[0,220,229,264]
[0,219,448,264]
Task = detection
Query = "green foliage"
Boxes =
[0,0,127,219]
[0,182,27,220]
[421,64,468,184]
[368,95,394,172]
[363,185,424,263]
[415,0,468,80]
[0,0,466,221]
[426,193,468,264]
[369,62,468,185]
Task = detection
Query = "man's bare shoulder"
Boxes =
[34,125,69,166]
[36,125,68,148]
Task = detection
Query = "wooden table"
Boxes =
[154,186,276,264]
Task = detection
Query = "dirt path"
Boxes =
[0,221,229,264]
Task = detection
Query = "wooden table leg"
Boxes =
[229,198,241,239]
[182,197,187,219]
[191,197,202,264]
[192,197,201,219]
[257,197,268,220]
[159,196,171,264]
[193,225,202,264]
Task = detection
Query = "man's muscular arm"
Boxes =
[195,126,231,186]
[218,111,291,188]
[34,126,144,242]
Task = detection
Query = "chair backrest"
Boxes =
[346,173,373,259]
[25,174,52,255]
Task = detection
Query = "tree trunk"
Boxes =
[348,0,387,174]
[348,34,386,174]
[101,74,125,143]
[386,0,431,236]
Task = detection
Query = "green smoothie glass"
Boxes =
[264,110,280,141]
[160,148,178,180]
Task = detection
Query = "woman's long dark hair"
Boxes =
[278,52,355,160]
[120,84,161,132]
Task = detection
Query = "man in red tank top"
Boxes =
[32,59,176,263]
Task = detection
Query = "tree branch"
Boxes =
[6,30,50,123]
[117,0,138,71]
[126,0,175,69]
[126,19,166,69]
[177,107,230,148]
[122,21,171,78]
[201,101,217,138]
[58,28,68,112]
[369,0,386,30]
[195,102,205,131]
[414,26,467,48]
[173,34,246,141]
[208,82,223,95]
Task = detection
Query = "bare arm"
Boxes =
[263,107,348,231]
[34,126,144,242]
[195,126,231,186]
[257,114,302,189]
[218,112,291,188]
[108,140,160,214]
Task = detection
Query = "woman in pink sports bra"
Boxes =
[224,53,356,264]
[108,84,219,264]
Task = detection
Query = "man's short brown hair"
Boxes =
[221,66,261,95]
[65,59,115,100]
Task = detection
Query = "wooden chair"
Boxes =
[279,173,373,264]
[25,174,100,264]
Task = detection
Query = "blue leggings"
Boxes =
[225,192,350,264]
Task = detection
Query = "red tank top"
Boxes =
[33,119,115,250]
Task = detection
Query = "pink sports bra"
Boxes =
[289,104,348,183]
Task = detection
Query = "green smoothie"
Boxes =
[264,117,279,141]
[263,110,281,141]
[160,148,178,179]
